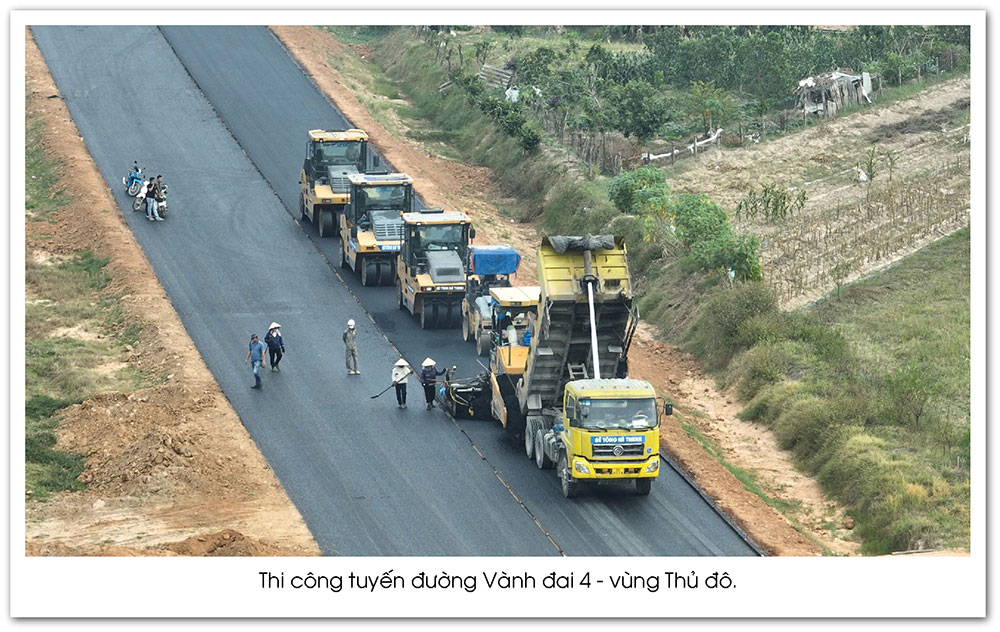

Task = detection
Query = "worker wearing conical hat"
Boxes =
[418,357,446,410]
[264,322,284,372]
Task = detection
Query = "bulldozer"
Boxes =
[395,209,475,329]
[298,129,380,237]
[339,173,414,286]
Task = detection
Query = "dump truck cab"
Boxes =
[298,129,378,237]
[396,210,473,329]
[557,379,663,498]
[339,173,412,286]
[460,244,527,355]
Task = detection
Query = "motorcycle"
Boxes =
[132,183,168,218]
[122,162,144,197]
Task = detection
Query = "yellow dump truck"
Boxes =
[491,235,669,497]
[396,210,475,329]
[339,173,413,286]
[298,129,379,237]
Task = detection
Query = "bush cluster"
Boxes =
[453,73,541,151]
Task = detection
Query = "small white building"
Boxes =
[796,68,876,118]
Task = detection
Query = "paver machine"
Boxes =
[395,209,475,329]
[339,173,414,286]
[460,244,539,356]
[492,235,670,497]
[298,129,380,237]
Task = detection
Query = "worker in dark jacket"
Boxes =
[419,357,446,410]
[264,322,284,372]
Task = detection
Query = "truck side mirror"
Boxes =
[469,227,477,243]
[659,397,673,417]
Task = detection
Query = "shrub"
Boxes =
[735,344,788,400]
[608,166,666,212]
[739,380,806,422]
[688,282,778,368]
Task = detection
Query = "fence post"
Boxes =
[671,142,675,165]
[693,136,698,158]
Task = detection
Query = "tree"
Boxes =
[608,166,667,212]
[608,80,670,143]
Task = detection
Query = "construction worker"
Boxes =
[390,358,411,409]
[419,357,446,410]
[343,319,360,375]
[264,322,284,371]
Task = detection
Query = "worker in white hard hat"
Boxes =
[343,319,360,375]
[418,357,446,410]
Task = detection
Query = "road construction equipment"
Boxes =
[395,209,474,329]
[339,173,413,286]
[492,235,668,497]
[298,129,379,237]
[460,245,539,356]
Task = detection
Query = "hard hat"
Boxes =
[394,358,408,367]
[348,319,355,329]
[269,322,281,330]
[422,357,435,367]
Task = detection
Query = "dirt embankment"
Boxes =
[271,26,829,556]
[25,30,318,557]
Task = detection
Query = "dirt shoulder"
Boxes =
[271,25,827,556]
[25,30,318,557]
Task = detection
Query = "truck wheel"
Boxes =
[420,304,432,329]
[559,453,579,498]
[317,209,329,237]
[396,280,405,311]
[299,194,308,221]
[462,315,471,342]
[340,243,348,269]
[377,261,391,286]
[362,259,376,286]
[535,429,553,470]
[635,478,652,496]
[524,419,535,461]
[476,332,490,357]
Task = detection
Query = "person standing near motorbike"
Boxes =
[145,177,162,221]
[155,175,166,216]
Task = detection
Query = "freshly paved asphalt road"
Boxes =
[33,25,759,556]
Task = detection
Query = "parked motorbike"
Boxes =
[132,183,168,218]
[122,162,144,197]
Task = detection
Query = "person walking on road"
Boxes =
[264,322,284,372]
[343,319,360,375]
[419,357,446,410]
[391,358,411,409]
[244,334,267,389]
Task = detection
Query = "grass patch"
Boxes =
[718,229,972,553]
[25,117,71,222]
[24,98,154,496]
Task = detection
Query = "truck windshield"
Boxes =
[360,186,410,212]
[315,141,362,167]
[577,398,657,430]
[416,224,465,253]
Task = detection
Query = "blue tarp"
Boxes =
[469,244,521,275]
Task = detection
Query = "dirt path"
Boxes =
[24,30,318,556]
[272,26,827,556]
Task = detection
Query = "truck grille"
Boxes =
[592,443,645,458]
[373,220,404,241]
[330,176,350,194]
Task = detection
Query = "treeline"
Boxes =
[490,25,971,155]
